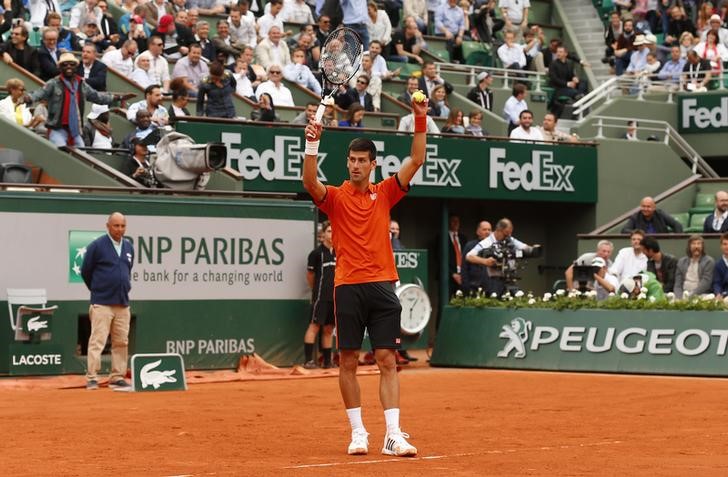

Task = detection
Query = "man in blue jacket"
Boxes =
[81,212,134,391]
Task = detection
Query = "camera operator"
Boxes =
[564,239,614,290]
[465,218,540,296]
[591,257,618,300]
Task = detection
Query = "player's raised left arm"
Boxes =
[396,98,428,186]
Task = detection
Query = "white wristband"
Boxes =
[305,140,320,156]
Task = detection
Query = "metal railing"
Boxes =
[587,115,718,177]
[432,62,548,92]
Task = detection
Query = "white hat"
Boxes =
[87,104,109,119]
[645,33,657,45]
[476,71,491,82]
[632,34,647,46]
[591,257,606,268]
[619,277,637,294]
[710,14,722,22]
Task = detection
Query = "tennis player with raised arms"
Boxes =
[303,90,428,456]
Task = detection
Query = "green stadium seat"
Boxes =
[686,213,709,232]
[387,61,421,80]
[462,41,492,67]
[672,213,689,229]
[694,193,714,208]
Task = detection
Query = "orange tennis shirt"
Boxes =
[316,175,407,286]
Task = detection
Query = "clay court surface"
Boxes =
[3,366,728,476]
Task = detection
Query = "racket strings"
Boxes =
[319,29,363,85]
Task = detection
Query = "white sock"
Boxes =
[346,407,365,432]
[384,408,400,434]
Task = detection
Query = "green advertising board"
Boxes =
[131,353,187,392]
[8,343,65,375]
[175,122,597,203]
[678,93,728,133]
[431,307,728,376]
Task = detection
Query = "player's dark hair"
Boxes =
[348,137,377,161]
[640,235,660,253]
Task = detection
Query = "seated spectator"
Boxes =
[127,84,169,126]
[674,234,715,299]
[625,34,652,76]
[522,25,546,73]
[256,64,295,107]
[641,235,678,293]
[193,21,215,63]
[282,0,315,25]
[694,30,728,74]
[624,119,638,140]
[398,76,420,104]
[656,46,686,88]
[255,25,291,70]
[77,43,108,92]
[700,14,728,48]
[251,92,279,121]
[152,14,191,59]
[0,24,40,77]
[336,73,375,112]
[664,6,695,47]
[349,54,381,110]
[467,71,493,111]
[609,229,648,283]
[427,84,450,118]
[46,12,81,53]
[465,110,487,136]
[172,43,209,97]
[257,0,286,39]
[621,196,683,234]
[404,0,428,34]
[367,1,393,46]
[122,110,157,151]
[338,103,365,128]
[497,30,527,72]
[38,28,62,82]
[565,240,614,290]
[441,108,465,134]
[240,45,263,90]
[101,39,137,78]
[548,45,587,116]
[321,103,338,127]
[679,31,696,59]
[614,18,638,76]
[399,112,440,133]
[82,104,116,149]
[315,14,332,47]
[293,30,321,71]
[540,112,577,142]
[683,49,714,91]
[713,233,728,297]
[0,78,44,129]
[232,57,255,99]
[212,20,245,67]
[704,191,728,233]
[168,85,191,123]
[79,22,112,54]
[368,40,401,79]
[120,8,150,53]
[131,53,156,89]
[418,61,454,97]
[591,257,619,300]
[435,0,465,63]
[69,0,102,35]
[291,101,318,125]
[283,48,322,95]
[386,22,425,64]
[540,37,585,70]
[123,138,159,188]
[228,4,257,49]
[509,109,543,141]
[502,83,528,134]
[197,62,237,118]
[97,0,122,48]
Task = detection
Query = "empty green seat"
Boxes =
[672,213,689,229]
[694,193,714,208]
[462,41,492,67]
[686,213,709,232]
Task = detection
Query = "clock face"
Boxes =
[396,284,432,335]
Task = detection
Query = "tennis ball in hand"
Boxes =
[412,90,427,103]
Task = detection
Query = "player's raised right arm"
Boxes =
[303,121,327,203]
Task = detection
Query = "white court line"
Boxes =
[283,440,623,470]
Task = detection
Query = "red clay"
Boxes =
[2,367,728,476]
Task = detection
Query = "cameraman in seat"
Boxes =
[564,239,614,290]
[465,218,540,297]
[591,257,619,300]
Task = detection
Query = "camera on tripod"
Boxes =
[478,237,542,284]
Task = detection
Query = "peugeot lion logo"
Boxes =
[497,317,533,359]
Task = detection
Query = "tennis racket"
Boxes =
[310,27,364,131]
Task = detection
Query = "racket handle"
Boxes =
[314,102,326,123]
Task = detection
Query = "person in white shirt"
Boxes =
[502,83,528,133]
[497,30,526,70]
[609,229,648,283]
[232,56,256,99]
[255,26,291,69]
[138,35,171,90]
[228,5,257,48]
[367,1,393,46]
[591,257,619,300]
[368,40,400,80]
[255,64,295,107]
[0,78,43,128]
[29,0,62,28]
[282,0,315,24]
[69,0,103,34]
[349,53,381,110]
[283,48,322,95]
[257,0,286,40]
[509,109,543,141]
[126,84,170,126]
[130,53,156,88]
[101,39,137,77]
[499,0,530,37]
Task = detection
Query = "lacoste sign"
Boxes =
[131,353,187,392]
[678,94,728,133]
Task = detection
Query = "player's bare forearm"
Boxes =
[397,98,428,186]
[303,121,326,202]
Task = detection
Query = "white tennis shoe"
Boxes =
[347,428,369,455]
[381,429,417,457]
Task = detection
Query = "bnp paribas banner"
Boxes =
[678,93,728,133]
[0,211,312,301]
[175,122,598,203]
[431,307,728,376]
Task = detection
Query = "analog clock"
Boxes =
[395,283,432,335]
